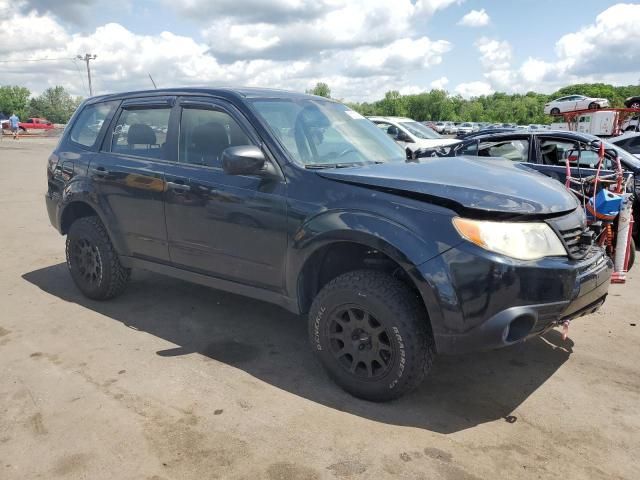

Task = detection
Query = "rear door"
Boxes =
[162,97,288,291]
[92,96,176,261]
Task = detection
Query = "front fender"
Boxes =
[287,209,460,312]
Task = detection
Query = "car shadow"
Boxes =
[23,263,574,433]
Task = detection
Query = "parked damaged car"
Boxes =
[46,88,612,401]
[440,130,640,243]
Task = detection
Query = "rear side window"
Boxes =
[110,107,171,159]
[69,101,119,148]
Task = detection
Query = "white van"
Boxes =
[550,111,618,136]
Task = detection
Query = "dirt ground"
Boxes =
[1,137,638,480]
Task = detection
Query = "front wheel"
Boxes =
[588,102,600,110]
[66,216,130,300]
[550,107,560,115]
[308,270,434,402]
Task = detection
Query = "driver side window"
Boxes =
[178,108,253,168]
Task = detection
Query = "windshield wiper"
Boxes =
[305,161,380,169]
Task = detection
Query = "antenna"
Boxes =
[148,73,157,89]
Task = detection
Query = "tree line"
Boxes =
[4,81,639,126]
[307,82,640,125]
[0,86,83,124]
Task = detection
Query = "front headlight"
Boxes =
[452,217,567,260]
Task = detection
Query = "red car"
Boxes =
[1,117,54,131]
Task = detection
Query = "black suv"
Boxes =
[46,88,612,401]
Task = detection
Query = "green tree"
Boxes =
[306,82,331,98]
[0,86,31,119]
[378,90,406,116]
[28,86,83,124]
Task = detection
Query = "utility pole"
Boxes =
[77,53,97,96]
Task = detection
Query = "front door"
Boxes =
[163,97,288,291]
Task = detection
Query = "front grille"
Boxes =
[559,225,591,258]
[547,210,592,260]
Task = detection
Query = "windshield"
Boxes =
[399,121,442,139]
[250,99,406,166]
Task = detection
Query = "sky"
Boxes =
[1,0,639,101]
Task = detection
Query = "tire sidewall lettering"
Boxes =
[388,326,406,390]
[313,306,326,351]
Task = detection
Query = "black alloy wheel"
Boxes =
[328,305,394,379]
[70,237,103,287]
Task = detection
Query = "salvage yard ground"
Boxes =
[0,137,639,479]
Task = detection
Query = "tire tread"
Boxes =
[309,269,434,401]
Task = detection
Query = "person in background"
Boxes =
[9,112,20,140]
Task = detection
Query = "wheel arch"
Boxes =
[290,211,445,334]
[59,188,128,256]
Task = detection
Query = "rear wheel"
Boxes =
[66,216,130,300]
[627,237,636,270]
[629,101,640,109]
[308,270,434,402]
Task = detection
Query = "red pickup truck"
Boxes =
[1,117,54,132]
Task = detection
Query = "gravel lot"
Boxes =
[1,137,639,480]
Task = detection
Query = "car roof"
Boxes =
[464,129,598,143]
[86,87,337,104]
[610,131,640,143]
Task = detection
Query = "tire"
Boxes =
[588,102,600,110]
[628,237,636,271]
[629,102,640,109]
[66,216,130,300]
[550,108,560,115]
[308,270,434,402]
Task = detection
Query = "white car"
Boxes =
[543,95,610,115]
[368,116,460,153]
[610,132,640,159]
[456,122,474,135]
[433,121,456,134]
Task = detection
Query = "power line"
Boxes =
[0,57,76,63]
[72,59,88,96]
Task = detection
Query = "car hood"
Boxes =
[317,156,579,217]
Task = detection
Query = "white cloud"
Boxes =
[516,3,640,91]
[0,0,459,101]
[457,8,489,27]
[454,81,493,98]
[555,3,640,75]
[475,37,511,69]
[430,76,449,90]
[200,0,459,62]
[339,37,451,77]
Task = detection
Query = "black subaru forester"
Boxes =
[46,88,612,401]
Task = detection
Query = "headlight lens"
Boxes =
[452,217,567,260]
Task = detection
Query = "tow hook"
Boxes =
[560,320,571,341]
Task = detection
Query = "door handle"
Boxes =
[166,180,191,192]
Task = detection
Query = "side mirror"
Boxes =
[222,146,266,175]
